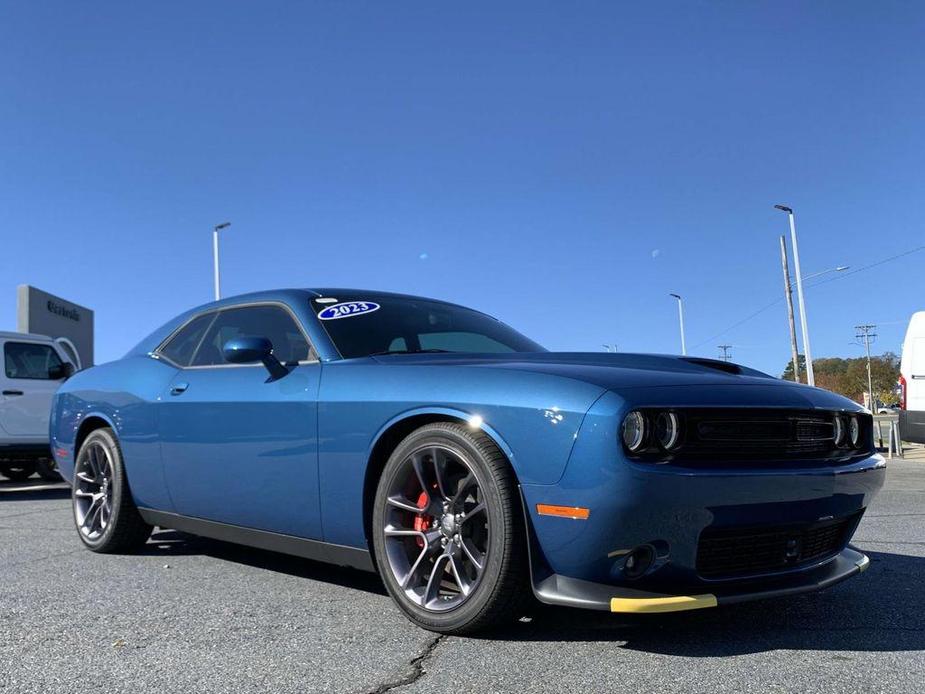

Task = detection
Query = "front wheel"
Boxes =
[372,422,528,634]
[72,428,152,552]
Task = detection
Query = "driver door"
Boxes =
[158,303,322,539]
[0,339,68,438]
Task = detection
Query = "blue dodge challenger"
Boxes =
[50,289,885,634]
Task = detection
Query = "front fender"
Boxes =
[50,356,178,511]
[367,406,519,472]
[316,362,608,547]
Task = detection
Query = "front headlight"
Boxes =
[833,416,846,447]
[849,415,860,448]
[621,411,647,452]
[654,411,681,450]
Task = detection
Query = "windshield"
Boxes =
[311,295,545,359]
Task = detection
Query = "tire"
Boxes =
[35,458,63,482]
[372,422,528,634]
[0,461,36,482]
[72,428,152,552]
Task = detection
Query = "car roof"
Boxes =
[304,288,472,310]
[125,288,495,360]
[0,330,55,342]
[177,288,473,314]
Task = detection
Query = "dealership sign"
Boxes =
[46,300,82,322]
[17,285,94,366]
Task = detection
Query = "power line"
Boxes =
[806,245,925,290]
[691,297,782,349]
[691,242,925,350]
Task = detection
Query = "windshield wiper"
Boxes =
[368,348,454,356]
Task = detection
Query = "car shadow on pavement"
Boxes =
[496,550,925,655]
[143,529,389,596]
[139,530,922,654]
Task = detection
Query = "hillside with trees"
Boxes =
[781,353,901,406]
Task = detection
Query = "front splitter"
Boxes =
[531,546,870,614]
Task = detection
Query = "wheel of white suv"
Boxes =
[0,461,36,482]
[35,458,62,482]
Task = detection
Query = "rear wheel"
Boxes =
[0,461,36,482]
[372,422,528,634]
[72,428,152,552]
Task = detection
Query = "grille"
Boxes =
[696,513,861,579]
[649,409,872,467]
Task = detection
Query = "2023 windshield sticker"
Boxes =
[317,301,381,320]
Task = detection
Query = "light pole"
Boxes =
[669,293,686,355]
[779,235,801,382]
[774,205,814,386]
[213,222,230,300]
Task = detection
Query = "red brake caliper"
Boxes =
[412,491,431,548]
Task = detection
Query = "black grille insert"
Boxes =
[625,408,873,467]
[696,513,861,579]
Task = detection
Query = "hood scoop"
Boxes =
[679,357,744,376]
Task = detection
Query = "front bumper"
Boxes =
[532,546,870,613]
[520,390,886,606]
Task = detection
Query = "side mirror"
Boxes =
[50,362,76,381]
[223,336,288,380]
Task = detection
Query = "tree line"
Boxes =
[781,353,901,406]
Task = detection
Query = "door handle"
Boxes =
[170,383,189,396]
[2,390,23,396]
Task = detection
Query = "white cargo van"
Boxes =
[899,312,925,444]
[0,331,75,481]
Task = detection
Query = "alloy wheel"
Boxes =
[381,445,489,612]
[74,442,114,541]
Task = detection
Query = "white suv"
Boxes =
[0,331,75,481]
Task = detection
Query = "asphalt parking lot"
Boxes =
[2,460,923,694]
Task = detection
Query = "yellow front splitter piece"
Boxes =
[610,593,718,614]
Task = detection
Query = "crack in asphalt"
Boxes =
[364,634,446,694]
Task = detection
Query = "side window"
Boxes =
[158,312,216,367]
[191,305,311,367]
[4,342,64,380]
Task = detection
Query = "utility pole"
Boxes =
[669,294,686,355]
[779,235,801,382]
[213,222,230,300]
[775,205,814,386]
[718,344,732,362]
[855,324,878,410]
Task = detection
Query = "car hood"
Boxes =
[365,352,860,410]
[369,352,789,389]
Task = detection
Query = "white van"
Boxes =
[900,312,925,444]
[0,331,75,481]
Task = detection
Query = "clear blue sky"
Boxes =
[2,2,923,373]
